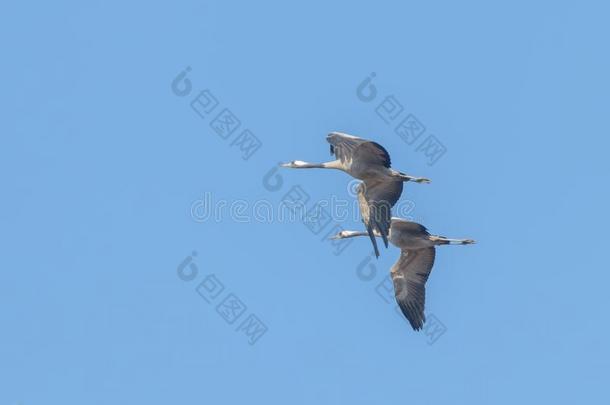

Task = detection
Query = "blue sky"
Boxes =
[2,1,610,404]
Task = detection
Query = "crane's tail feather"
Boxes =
[366,226,380,258]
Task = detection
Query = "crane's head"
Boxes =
[330,230,367,240]
[330,230,350,240]
[280,160,310,168]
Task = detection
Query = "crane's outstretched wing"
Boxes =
[357,179,403,257]
[391,248,436,330]
[390,219,430,238]
[327,132,391,168]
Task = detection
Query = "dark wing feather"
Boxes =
[390,219,430,237]
[357,179,403,256]
[354,141,391,168]
[391,248,436,330]
[327,132,391,168]
[357,184,379,258]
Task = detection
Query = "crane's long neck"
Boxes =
[298,161,327,168]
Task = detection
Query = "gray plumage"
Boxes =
[327,132,392,178]
[357,179,403,257]
[331,218,475,331]
[282,132,430,257]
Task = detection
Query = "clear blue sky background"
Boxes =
[2,1,610,404]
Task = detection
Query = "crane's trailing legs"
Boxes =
[429,236,476,245]
[389,169,431,184]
